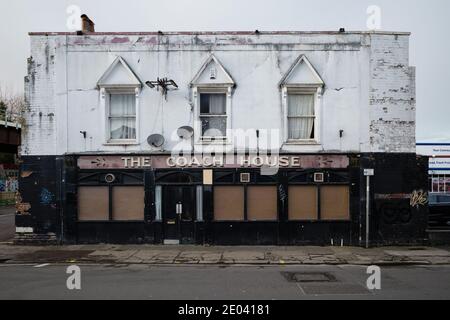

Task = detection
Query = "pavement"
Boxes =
[1,264,450,299]
[1,204,450,266]
[1,243,450,266]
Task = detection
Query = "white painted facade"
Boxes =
[22,31,416,156]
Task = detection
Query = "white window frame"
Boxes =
[282,85,323,145]
[196,185,203,221]
[155,185,162,221]
[192,86,233,145]
[100,86,140,145]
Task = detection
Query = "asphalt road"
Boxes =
[0,264,450,300]
[0,206,14,242]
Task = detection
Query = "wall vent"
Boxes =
[210,67,217,79]
[240,173,251,183]
[104,173,116,183]
[314,172,324,183]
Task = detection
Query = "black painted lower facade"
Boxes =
[16,153,429,246]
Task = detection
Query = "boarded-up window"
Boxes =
[247,186,278,221]
[288,186,318,220]
[112,186,145,221]
[320,186,350,220]
[214,186,244,221]
[78,187,109,221]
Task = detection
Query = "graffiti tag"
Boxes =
[278,185,287,202]
[410,190,428,208]
[40,188,54,205]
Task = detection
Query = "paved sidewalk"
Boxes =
[0,206,15,216]
[1,244,450,265]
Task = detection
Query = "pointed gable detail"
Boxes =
[190,54,235,87]
[279,55,324,88]
[97,56,142,88]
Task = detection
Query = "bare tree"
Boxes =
[0,85,25,124]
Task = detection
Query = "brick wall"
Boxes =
[369,34,416,153]
[22,36,57,156]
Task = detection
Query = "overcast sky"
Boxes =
[0,0,449,141]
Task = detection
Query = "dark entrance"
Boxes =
[162,186,196,244]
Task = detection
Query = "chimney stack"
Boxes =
[80,14,95,33]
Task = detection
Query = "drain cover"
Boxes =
[281,272,336,283]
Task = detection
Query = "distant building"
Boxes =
[17,17,428,245]
[0,118,20,206]
[417,143,450,194]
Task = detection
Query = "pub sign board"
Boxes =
[77,155,350,170]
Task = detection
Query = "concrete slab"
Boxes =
[385,248,450,257]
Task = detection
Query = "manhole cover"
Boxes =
[281,272,336,283]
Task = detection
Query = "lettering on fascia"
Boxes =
[121,157,151,168]
[165,155,305,168]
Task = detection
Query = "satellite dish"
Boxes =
[177,126,194,139]
[147,134,165,148]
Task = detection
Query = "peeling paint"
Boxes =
[145,36,158,45]
[40,188,54,205]
[111,36,130,43]
[23,32,415,155]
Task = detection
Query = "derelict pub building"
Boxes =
[17,21,428,245]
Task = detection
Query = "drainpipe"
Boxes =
[364,168,374,248]
[366,174,370,248]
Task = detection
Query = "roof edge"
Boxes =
[28,30,412,36]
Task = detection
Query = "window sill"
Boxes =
[195,139,231,146]
[284,140,321,146]
[103,141,139,146]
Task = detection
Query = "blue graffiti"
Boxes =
[40,188,54,205]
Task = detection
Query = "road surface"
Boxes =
[0,264,449,300]
[0,206,14,242]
